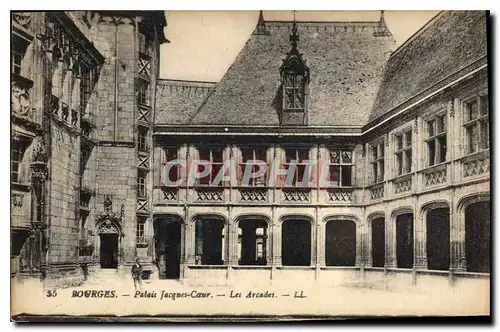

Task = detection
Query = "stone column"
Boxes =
[385,215,396,268]
[450,201,466,271]
[414,209,427,269]
[186,219,196,265]
[364,219,373,267]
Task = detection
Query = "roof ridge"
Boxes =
[265,20,380,26]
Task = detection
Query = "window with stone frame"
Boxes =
[284,72,305,111]
[137,79,149,106]
[11,34,30,75]
[284,148,310,186]
[328,149,353,187]
[239,147,267,186]
[80,65,92,112]
[137,170,147,198]
[11,138,29,183]
[79,146,91,187]
[425,113,447,166]
[394,129,412,176]
[279,22,310,126]
[136,217,146,244]
[464,93,489,154]
[370,141,385,184]
[197,147,224,186]
[138,125,148,152]
[162,147,179,184]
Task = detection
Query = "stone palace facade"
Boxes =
[11,11,490,289]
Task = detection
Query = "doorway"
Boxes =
[100,234,118,268]
[282,219,311,266]
[154,217,183,280]
[164,222,181,279]
[396,213,414,268]
[325,220,356,266]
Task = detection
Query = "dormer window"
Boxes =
[279,21,310,126]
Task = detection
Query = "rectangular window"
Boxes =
[137,170,147,197]
[425,112,447,166]
[198,147,224,186]
[284,148,310,185]
[80,65,92,112]
[370,141,385,183]
[79,148,91,187]
[328,149,353,187]
[137,80,149,106]
[11,35,29,75]
[138,126,148,152]
[11,139,28,183]
[394,129,412,176]
[240,147,267,186]
[163,147,179,184]
[464,94,489,154]
[283,74,305,110]
[136,218,146,244]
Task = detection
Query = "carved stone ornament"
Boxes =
[13,12,32,30]
[12,80,32,117]
[32,135,48,164]
[12,194,23,208]
[98,220,119,234]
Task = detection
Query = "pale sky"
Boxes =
[160,10,440,82]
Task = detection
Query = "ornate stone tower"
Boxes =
[11,11,167,285]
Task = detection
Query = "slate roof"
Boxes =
[157,16,395,127]
[155,79,216,125]
[369,11,488,123]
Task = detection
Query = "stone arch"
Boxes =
[95,217,123,269]
[191,213,228,266]
[234,213,271,266]
[457,192,490,214]
[234,213,271,226]
[278,213,315,225]
[190,212,227,225]
[153,213,184,279]
[390,207,415,269]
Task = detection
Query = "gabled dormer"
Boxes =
[279,20,310,126]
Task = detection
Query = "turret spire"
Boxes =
[374,10,392,37]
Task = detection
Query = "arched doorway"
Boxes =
[426,207,450,271]
[371,217,385,268]
[154,215,183,279]
[98,220,120,269]
[194,215,226,266]
[282,218,311,266]
[238,218,268,266]
[325,219,357,267]
[465,201,490,273]
[396,213,413,269]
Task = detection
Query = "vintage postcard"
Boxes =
[10,10,490,321]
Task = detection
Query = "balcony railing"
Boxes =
[423,163,448,188]
[282,188,311,203]
[239,187,268,203]
[393,174,412,195]
[368,183,384,201]
[461,150,490,179]
[327,188,354,203]
[195,187,224,202]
